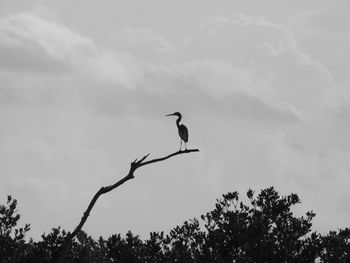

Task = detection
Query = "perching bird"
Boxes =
[166,112,189,151]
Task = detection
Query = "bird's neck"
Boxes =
[176,116,181,127]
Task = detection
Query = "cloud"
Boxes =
[0,13,139,87]
[289,6,350,33]
[182,13,296,61]
[0,13,96,61]
[288,5,350,85]
[177,13,339,121]
[0,11,339,122]
[173,59,300,122]
[111,27,174,60]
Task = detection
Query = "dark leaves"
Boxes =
[1,189,349,262]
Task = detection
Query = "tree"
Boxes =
[0,195,30,263]
[319,228,350,262]
[106,231,144,262]
[2,187,350,262]
[200,187,319,262]
[163,219,206,262]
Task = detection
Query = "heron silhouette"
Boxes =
[166,112,189,151]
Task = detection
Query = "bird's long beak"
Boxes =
[165,113,175,117]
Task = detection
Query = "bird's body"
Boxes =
[178,124,188,143]
[166,112,189,151]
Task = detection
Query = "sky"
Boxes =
[0,0,350,240]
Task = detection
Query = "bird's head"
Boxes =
[165,112,181,118]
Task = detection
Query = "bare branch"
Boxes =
[55,148,199,262]
[139,149,199,168]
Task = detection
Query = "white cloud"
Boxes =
[0,11,339,121]
[288,5,350,85]
[0,13,96,60]
[177,13,339,121]
[0,13,140,87]
[112,27,174,56]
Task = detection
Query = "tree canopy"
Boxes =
[1,187,349,262]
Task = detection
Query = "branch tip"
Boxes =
[140,153,150,163]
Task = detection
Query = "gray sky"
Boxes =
[0,0,350,240]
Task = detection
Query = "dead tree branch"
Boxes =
[56,148,199,262]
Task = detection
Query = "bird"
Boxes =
[166,112,189,151]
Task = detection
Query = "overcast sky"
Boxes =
[1,0,350,240]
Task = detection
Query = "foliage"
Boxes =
[0,188,349,262]
[319,228,350,262]
[0,196,30,263]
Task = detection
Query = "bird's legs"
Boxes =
[179,139,183,151]
[184,142,187,150]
